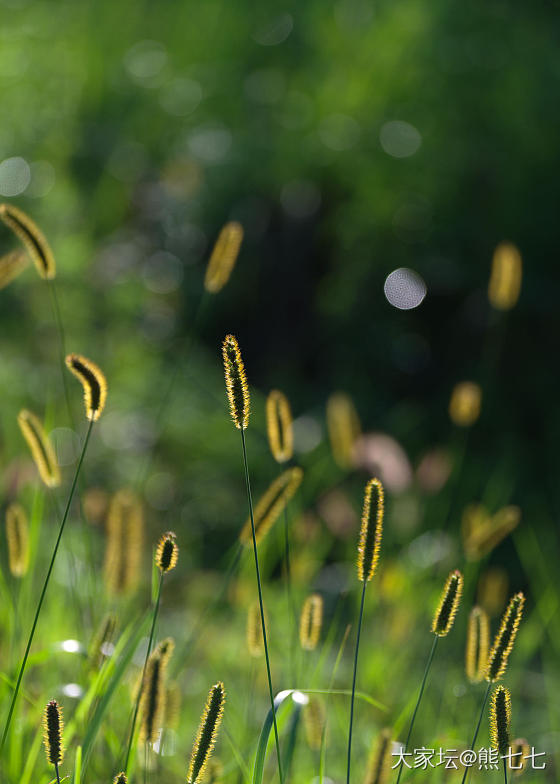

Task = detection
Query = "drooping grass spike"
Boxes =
[364,728,392,784]
[490,685,511,757]
[222,335,250,430]
[299,593,323,651]
[239,466,303,545]
[432,570,463,636]
[65,353,107,421]
[246,600,266,658]
[204,221,243,293]
[485,592,525,682]
[326,392,361,469]
[103,489,144,596]
[0,203,56,279]
[266,389,294,463]
[466,606,490,683]
[43,699,64,766]
[357,477,384,582]
[156,530,179,573]
[0,248,29,289]
[449,381,482,427]
[488,242,522,311]
[186,682,226,784]
[17,409,61,488]
[6,503,30,577]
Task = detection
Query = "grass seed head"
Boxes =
[465,606,490,683]
[303,696,326,751]
[222,335,249,430]
[186,682,226,784]
[432,570,463,636]
[326,392,361,469]
[489,242,522,311]
[17,409,61,488]
[43,699,64,766]
[156,531,179,573]
[364,728,393,784]
[0,203,56,279]
[357,477,384,582]
[113,773,128,784]
[485,592,525,682]
[299,593,323,651]
[103,488,144,596]
[449,381,482,427]
[239,466,303,545]
[5,502,30,578]
[490,685,511,757]
[89,611,117,670]
[139,639,174,744]
[204,221,243,293]
[246,600,266,658]
[266,389,294,463]
[0,248,29,289]
[65,353,107,421]
[509,738,530,774]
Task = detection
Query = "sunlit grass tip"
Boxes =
[357,477,384,582]
[239,466,303,545]
[485,592,525,682]
[490,685,511,757]
[103,488,144,596]
[0,248,29,290]
[299,593,323,651]
[186,682,226,784]
[222,334,250,430]
[204,221,244,293]
[17,409,61,488]
[246,600,266,658]
[488,241,522,311]
[432,569,463,636]
[466,606,490,683]
[266,389,294,463]
[326,392,361,469]
[364,728,392,784]
[65,353,107,421]
[0,203,56,279]
[43,699,64,766]
[156,530,179,573]
[5,502,30,578]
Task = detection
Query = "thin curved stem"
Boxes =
[1,419,94,752]
[460,682,491,784]
[346,580,367,784]
[240,428,284,784]
[395,634,439,784]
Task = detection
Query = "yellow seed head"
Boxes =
[488,242,522,311]
[465,606,490,683]
[449,382,482,427]
[509,738,530,775]
[0,203,56,279]
[303,696,326,751]
[239,466,303,546]
[139,639,174,744]
[113,774,128,784]
[89,612,117,671]
[432,570,463,636]
[43,699,64,766]
[485,592,524,682]
[5,502,30,578]
[204,221,243,293]
[490,685,511,756]
[246,600,266,658]
[357,478,384,582]
[17,409,61,488]
[299,593,323,651]
[266,389,294,463]
[155,531,179,573]
[103,489,144,596]
[222,335,250,430]
[364,728,393,784]
[65,353,107,421]
[0,248,29,289]
[326,392,361,469]
[187,682,226,784]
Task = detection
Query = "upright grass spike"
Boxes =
[466,606,490,683]
[0,248,29,289]
[299,593,323,651]
[364,728,392,784]
[155,531,179,573]
[238,466,303,546]
[222,334,284,784]
[303,697,326,751]
[0,203,56,279]
[17,409,61,488]
[5,502,30,577]
[488,242,522,311]
[509,738,530,775]
[89,612,117,671]
[490,686,512,784]
[247,600,266,658]
[461,592,525,784]
[449,381,482,427]
[139,639,174,744]
[396,569,463,784]
[65,353,107,421]
[186,682,226,784]
[43,699,64,784]
[266,390,294,463]
[103,489,144,596]
[347,478,385,784]
[326,392,361,470]
[204,221,244,293]
[165,681,182,731]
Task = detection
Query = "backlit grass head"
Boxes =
[65,353,107,421]
[299,593,323,651]
[139,639,174,744]
[490,685,511,757]
[0,203,56,279]
[42,699,64,766]
[465,606,490,683]
[156,531,179,573]
[103,488,144,596]
[89,612,117,671]
[222,334,250,430]
[449,382,481,427]
[509,738,530,775]
[113,773,128,784]
[0,248,29,290]
[5,503,30,578]
[463,504,521,561]
[432,570,463,636]
[303,696,326,751]
[204,221,243,293]
[486,592,525,682]
[246,600,266,658]
[17,409,61,488]
[266,389,293,463]
[364,728,393,784]
[489,242,522,311]
[239,466,303,545]
[357,477,384,582]
[186,682,226,784]
[326,392,361,469]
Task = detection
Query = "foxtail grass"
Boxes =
[42,700,64,784]
[466,606,490,683]
[204,221,243,293]
[186,682,226,784]
[17,409,61,488]
[365,729,392,784]
[103,489,144,596]
[347,477,384,784]
[488,242,522,311]
[490,686,511,784]
[0,248,28,289]
[449,382,482,427]
[138,638,174,744]
[299,594,323,651]
[5,503,30,578]
[266,390,293,464]
[326,392,361,470]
